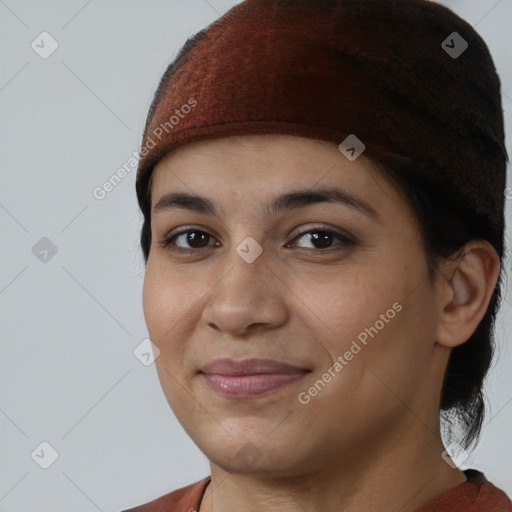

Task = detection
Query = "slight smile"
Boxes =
[200,358,312,398]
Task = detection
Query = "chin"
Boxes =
[207,443,295,474]
[192,424,310,474]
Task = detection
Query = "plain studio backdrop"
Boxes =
[0,0,511,510]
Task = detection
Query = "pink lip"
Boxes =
[200,358,311,398]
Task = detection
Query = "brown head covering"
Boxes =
[135,0,508,241]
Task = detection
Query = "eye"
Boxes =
[158,226,355,254]
[288,227,355,252]
[159,228,219,252]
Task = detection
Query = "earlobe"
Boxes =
[435,241,500,348]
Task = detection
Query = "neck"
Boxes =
[198,421,467,512]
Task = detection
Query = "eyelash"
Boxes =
[158,226,356,255]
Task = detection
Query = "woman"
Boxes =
[121,0,512,510]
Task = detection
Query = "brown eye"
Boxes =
[289,228,355,252]
[159,226,355,255]
[160,229,218,251]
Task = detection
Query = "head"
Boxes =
[140,133,501,474]
[135,0,508,471]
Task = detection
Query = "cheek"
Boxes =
[142,263,198,356]
[292,265,404,352]
[297,258,433,386]
[142,265,204,411]
[142,267,168,340]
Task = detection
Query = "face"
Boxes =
[143,134,445,477]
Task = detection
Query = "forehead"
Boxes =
[147,134,419,235]
[150,134,381,194]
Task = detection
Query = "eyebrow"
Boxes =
[152,186,380,221]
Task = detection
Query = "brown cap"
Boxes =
[136,0,508,236]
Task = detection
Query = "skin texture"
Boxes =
[142,134,500,512]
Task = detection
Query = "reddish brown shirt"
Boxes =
[121,469,512,512]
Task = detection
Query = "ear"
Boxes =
[435,240,501,348]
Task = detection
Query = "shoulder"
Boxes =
[416,469,512,512]
[119,476,211,512]
[469,470,512,512]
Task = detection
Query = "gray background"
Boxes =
[0,0,510,510]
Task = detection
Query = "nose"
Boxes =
[201,241,289,337]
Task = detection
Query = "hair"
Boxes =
[366,159,504,451]
[137,23,505,453]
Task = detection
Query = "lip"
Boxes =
[200,358,311,398]
[200,357,310,375]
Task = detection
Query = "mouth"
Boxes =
[199,358,312,398]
